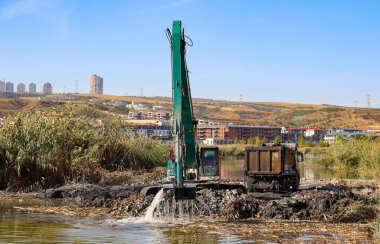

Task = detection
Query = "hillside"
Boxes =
[0,94,379,129]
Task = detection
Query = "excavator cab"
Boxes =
[199,147,220,181]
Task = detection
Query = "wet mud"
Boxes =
[31,178,379,223]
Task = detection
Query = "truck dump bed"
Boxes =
[244,144,300,192]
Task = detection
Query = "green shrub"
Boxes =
[273,135,283,144]
[318,140,329,147]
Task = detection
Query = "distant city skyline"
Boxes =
[0,80,49,94]
[0,0,379,107]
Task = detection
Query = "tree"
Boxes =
[233,137,239,144]
[336,135,344,142]
[273,135,283,144]
[247,137,254,145]
[253,136,260,146]
[318,140,329,147]
[298,135,305,147]
[240,138,247,144]
[261,136,267,144]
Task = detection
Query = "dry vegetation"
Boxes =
[0,108,169,191]
[1,94,380,128]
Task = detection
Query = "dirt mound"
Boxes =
[193,183,378,223]
[39,179,378,223]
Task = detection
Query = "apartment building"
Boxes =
[89,74,103,94]
[17,83,26,93]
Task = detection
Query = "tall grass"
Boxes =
[318,140,380,172]
[0,110,168,191]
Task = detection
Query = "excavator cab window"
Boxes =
[200,148,219,177]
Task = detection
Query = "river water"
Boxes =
[220,155,374,180]
[0,156,375,243]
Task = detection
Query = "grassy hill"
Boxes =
[1,93,379,129]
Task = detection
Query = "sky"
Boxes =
[0,0,379,107]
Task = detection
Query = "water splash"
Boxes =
[114,189,211,225]
[196,196,210,215]
[143,189,163,222]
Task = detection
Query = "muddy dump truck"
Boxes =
[244,143,300,192]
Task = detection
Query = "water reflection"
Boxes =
[162,229,221,244]
[220,155,371,181]
[220,158,244,180]
[299,154,373,180]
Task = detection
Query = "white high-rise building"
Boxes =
[17,83,26,93]
[42,82,53,95]
[28,82,37,93]
[0,81,5,92]
[89,74,103,94]
[6,82,14,92]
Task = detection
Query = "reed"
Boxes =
[0,110,168,191]
[317,140,380,171]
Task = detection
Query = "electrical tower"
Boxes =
[366,94,371,118]
[367,94,371,109]
[354,100,357,108]
[239,94,243,102]
[75,80,78,94]
[139,88,144,97]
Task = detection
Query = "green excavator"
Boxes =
[141,20,243,200]
[163,20,221,200]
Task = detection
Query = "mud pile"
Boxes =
[40,179,378,223]
[124,181,378,223]
[194,182,378,223]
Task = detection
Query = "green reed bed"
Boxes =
[0,110,168,191]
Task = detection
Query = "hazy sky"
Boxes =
[0,0,379,107]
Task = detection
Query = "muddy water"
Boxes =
[0,157,375,243]
[0,199,374,243]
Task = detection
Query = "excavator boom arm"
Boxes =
[171,20,197,187]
